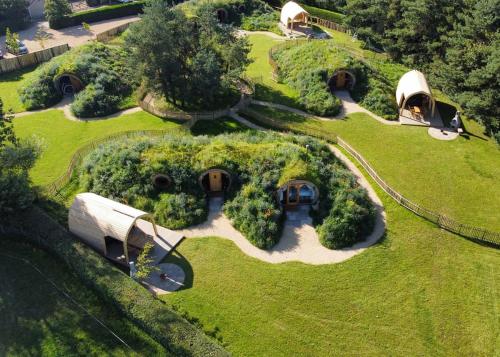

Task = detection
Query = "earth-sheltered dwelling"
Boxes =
[328,69,356,91]
[78,132,376,250]
[396,70,436,122]
[53,73,84,95]
[280,1,309,30]
[68,193,184,266]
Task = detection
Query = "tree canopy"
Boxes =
[126,0,251,109]
[0,0,29,33]
[344,0,499,140]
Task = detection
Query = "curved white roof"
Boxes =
[69,193,148,243]
[396,70,434,107]
[280,1,309,25]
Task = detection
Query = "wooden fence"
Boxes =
[310,16,349,34]
[0,44,70,74]
[139,77,255,122]
[95,21,136,42]
[239,107,500,247]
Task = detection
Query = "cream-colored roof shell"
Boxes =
[68,193,154,263]
[280,1,309,25]
[396,70,434,108]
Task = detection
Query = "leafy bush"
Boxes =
[318,187,376,249]
[240,9,280,34]
[154,193,207,229]
[71,73,123,117]
[224,182,282,249]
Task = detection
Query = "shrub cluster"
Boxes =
[79,132,375,249]
[240,7,280,34]
[19,42,134,117]
[49,1,145,29]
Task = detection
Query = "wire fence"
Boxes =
[239,107,500,247]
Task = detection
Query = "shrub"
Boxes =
[154,193,207,229]
[224,182,282,249]
[19,59,64,110]
[49,1,145,29]
[240,10,280,34]
[318,187,376,249]
[71,73,123,117]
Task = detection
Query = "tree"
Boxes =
[126,0,250,109]
[45,0,72,28]
[0,98,39,216]
[0,0,29,33]
[134,242,159,280]
[5,27,20,55]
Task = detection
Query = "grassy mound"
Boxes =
[79,132,375,249]
[19,42,135,118]
[272,40,400,119]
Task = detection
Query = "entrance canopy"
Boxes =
[396,70,435,115]
[280,1,309,28]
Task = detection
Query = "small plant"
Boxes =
[134,242,159,280]
[5,28,20,55]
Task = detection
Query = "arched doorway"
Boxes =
[54,73,84,95]
[199,169,231,193]
[216,8,228,22]
[278,180,319,209]
[328,70,356,91]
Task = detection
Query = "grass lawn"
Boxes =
[13,110,182,186]
[163,174,500,356]
[0,66,36,113]
[245,34,301,108]
[0,239,167,356]
[190,117,250,136]
[244,105,500,231]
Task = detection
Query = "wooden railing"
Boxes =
[239,107,500,247]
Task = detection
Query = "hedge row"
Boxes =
[0,208,228,357]
[50,1,145,29]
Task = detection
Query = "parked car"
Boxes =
[117,0,134,3]
[7,41,28,56]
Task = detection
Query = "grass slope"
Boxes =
[0,239,167,356]
[13,110,181,186]
[162,173,500,356]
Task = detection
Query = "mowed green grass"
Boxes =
[13,110,182,186]
[0,66,35,113]
[163,177,500,356]
[246,34,301,108]
[0,239,167,356]
[246,105,500,231]
[190,117,249,136]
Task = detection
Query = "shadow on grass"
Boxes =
[254,83,303,109]
[190,117,251,136]
[163,249,194,291]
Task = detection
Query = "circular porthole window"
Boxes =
[152,174,171,190]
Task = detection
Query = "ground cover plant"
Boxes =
[19,42,135,117]
[271,40,399,119]
[0,239,168,356]
[78,131,375,249]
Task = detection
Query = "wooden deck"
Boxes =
[399,108,444,128]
